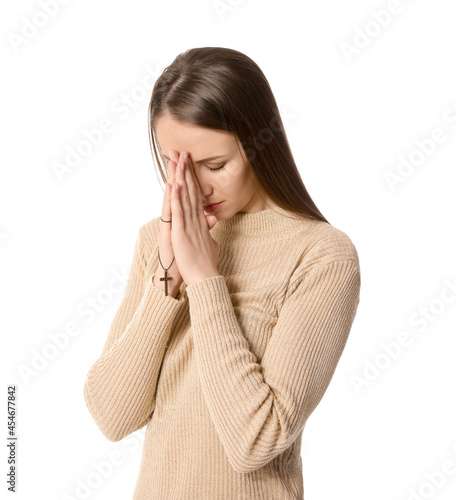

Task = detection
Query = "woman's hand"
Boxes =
[170,150,221,287]
[153,150,184,296]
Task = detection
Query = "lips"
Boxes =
[203,201,224,213]
[203,202,222,208]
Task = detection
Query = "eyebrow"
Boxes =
[162,154,227,164]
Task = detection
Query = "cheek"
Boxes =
[217,163,248,192]
[215,170,244,195]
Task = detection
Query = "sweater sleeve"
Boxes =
[83,225,185,442]
[185,258,361,473]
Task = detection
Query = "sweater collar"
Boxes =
[211,205,312,237]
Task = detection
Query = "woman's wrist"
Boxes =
[152,270,181,298]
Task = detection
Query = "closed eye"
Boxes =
[206,163,225,172]
[162,157,225,173]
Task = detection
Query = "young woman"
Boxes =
[83,47,361,500]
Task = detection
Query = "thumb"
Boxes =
[205,215,218,230]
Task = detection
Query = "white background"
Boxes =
[2,0,456,499]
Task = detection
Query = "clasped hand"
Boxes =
[168,150,221,287]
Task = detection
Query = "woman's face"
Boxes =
[155,113,274,219]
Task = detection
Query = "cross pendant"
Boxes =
[160,270,173,296]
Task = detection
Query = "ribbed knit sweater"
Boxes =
[83,205,361,500]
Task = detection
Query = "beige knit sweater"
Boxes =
[83,205,361,500]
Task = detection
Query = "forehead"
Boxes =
[155,114,235,158]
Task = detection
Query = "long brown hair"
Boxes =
[148,47,329,224]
